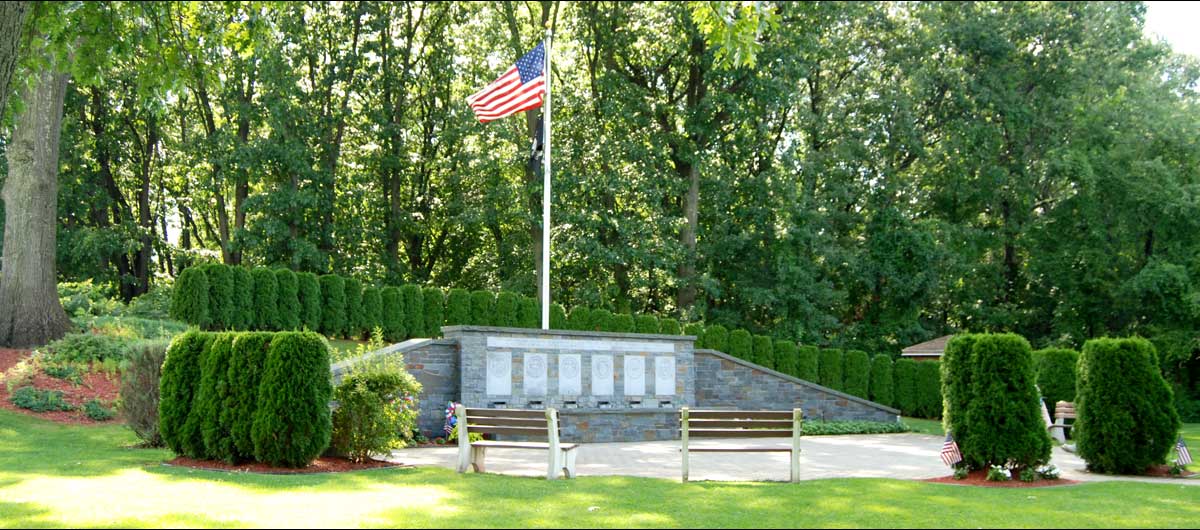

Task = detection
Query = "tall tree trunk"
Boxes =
[0,56,72,348]
[0,1,29,116]
[676,163,700,309]
[134,114,158,297]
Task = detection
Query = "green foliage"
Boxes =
[819,349,844,391]
[58,280,121,318]
[158,331,212,457]
[230,267,255,331]
[1076,337,1181,474]
[250,268,280,331]
[170,267,209,328]
[124,286,174,321]
[516,296,539,329]
[9,387,73,412]
[444,288,471,327]
[203,264,235,330]
[422,287,445,337]
[120,340,169,446]
[361,287,383,339]
[1034,348,1079,408]
[42,333,129,364]
[893,358,918,416]
[800,420,910,436]
[609,313,635,333]
[73,316,188,341]
[330,357,422,462]
[684,323,704,346]
[469,290,494,326]
[869,354,894,407]
[915,361,943,419]
[397,285,423,337]
[83,399,117,421]
[774,340,798,377]
[226,333,273,461]
[753,334,774,369]
[296,272,322,333]
[940,334,977,465]
[274,269,301,331]
[703,325,729,352]
[843,350,870,399]
[344,277,364,339]
[196,334,237,462]
[964,334,1051,471]
[319,275,346,338]
[567,306,592,331]
[796,345,819,382]
[635,315,659,334]
[380,287,406,342]
[550,303,568,330]
[659,318,681,335]
[494,291,520,328]
[251,332,333,467]
[727,329,752,360]
[590,309,614,332]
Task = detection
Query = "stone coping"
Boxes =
[441,325,696,342]
[695,348,902,416]
[330,337,456,377]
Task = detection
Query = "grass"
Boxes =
[901,417,944,436]
[2,409,1199,528]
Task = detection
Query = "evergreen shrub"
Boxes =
[296,272,322,332]
[567,306,592,331]
[727,329,752,360]
[869,354,894,407]
[550,303,568,329]
[422,288,444,336]
[796,345,819,382]
[774,340,798,377]
[590,309,614,332]
[610,313,635,333]
[684,323,705,346]
[204,264,235,330]
[226,333,273,460]
[361,287,383,338]
[635,315,659,334]
[196,333,236,462]
[494,291,520,328]
[963,334,1051,472]
[344,277,364,339]
[251,332,333,468]
[941,334,978,465]
[170,267,210,328]
[319,275,346,338]
[916,361,943,418]
[380,287,405,342]
[893,358,918,416]
[1034,348,1079,408]
[231,267,255,331]
[843,350,870,398]
[704,325,729,352]
[659,318,681,335]
[469,290,494,326]
[275,269,301,331]
[250,268,280,331]
[819,348,845,391]
[753,334,774,368]
[158,331,213,458]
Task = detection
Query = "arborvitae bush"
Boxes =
[517,296,539,329]
[1076,337,1181,474]
[635,315,659,334]
[869,354,894,407]
[843,350,871,399]
[231,267,255,331]
[567,306,592,331]
[226,333,273,461]
[398,285,424,338]
[1034,348,1079,409]
[197,333,237,462]
[941,334,978,466]
[319,275,346,338]
[609,313,635,333]
[204,264,235,330]
[344,277,364,339]
[796,345,820,382]
[550,303,568,329]
[964,334,1051,472]
[445,288,471,326]
[296,272,322,332]
[251,332,333,468]
[469,290,494,326]
[380,287,405,342]
[753,335,775,369]
[590,309,614,332]
[159,331,213,457]
[422,287,444,337]
[704,325,729,352]
[250,268,280,331]
[727,329,752,360]
[893,358,918,416]
[170,267,210,328]
[819,349,845,391]
[494,291,520,327]
[361,287,383,338]
[916,361,943,418]
[774,340,798,376]
[121,340,170,447]
[275,269,301,331]
[659,318,681,335]
[684,323,705,346]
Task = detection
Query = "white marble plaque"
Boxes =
[486,351,512,396]
[655,356,676,396]
[623,355,645,396]
[591,354,614,396]
[558,354,582,396]
[524,353,548,396]
[487,336,674,353]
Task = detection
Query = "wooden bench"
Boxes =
[1047,401,1076,446]
[679,407,802,483]
[454,404,578,480]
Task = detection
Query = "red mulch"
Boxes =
[165,456,409,474]
[1143,465,1196,478]
[923,469,1080,488]
[0,348,122,426]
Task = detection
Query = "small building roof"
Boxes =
[900,335,953,357]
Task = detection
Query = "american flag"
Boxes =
[941,432,963,467]
[443,402,457,436]
[467,42,546,123]
[1178,436,1193,466]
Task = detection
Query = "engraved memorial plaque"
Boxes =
[524,353,547,396]
[486,351,512,396]
[559,354,582,396]
[655,356,676,396]
[591,355,614,396]
[623,355,645,397]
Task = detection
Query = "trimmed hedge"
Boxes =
[819,349,844,391]
[659,318,681,335]
[197,333,237,463]
[727,329,752,361]
[250,332,333,468]
[344,277,364,339]
[1034,348,1078,408]
[170,267,210,329]
[635,315,659,334]
[550,303,568,329]
[941,334,977,465]
[869,354,894,408]
[159,331,212,457]
[445,288,471,326]
[204,264,235,330]
[610,313,635,333]
[362,286,383,337]
[275,269,301,331]
[753,335,774,369]
[590,309,613,332]
[494,291,520,328]
[469,290,495,326]
[423,287,445,336]
[774,340,798,377]
[963,334,1051,471]
[250,268,280,331]
[401,285,424,338]
[704,325,729,353]
[226,333,273,460]
[231,267,255,331]
[121,340,169,447]
[843,350,870,399]
[567,306,592,331]
[297,272,322,332]
[319,275,346,338]
[1076,337,1180,474]
[893,358,918,416]
[796,345,819,382]
[380,287,405,342]
[517,296,539,329]
[915,361,942,418]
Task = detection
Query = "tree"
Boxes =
[0,2,31,116]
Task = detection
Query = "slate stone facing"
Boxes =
[332,338,462,439]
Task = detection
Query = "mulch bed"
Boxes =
[0,348,123,426]
[1140,465,1195,478]
[923,470,1080,488]
[165,456,409,475]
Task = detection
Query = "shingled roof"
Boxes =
[900,335,953,358]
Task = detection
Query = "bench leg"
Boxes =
[546,449,561,480]
[790,449,801,483]
[1049,420,1066,444]
[457,444,471,473]
[682,449,689,483]
[471,446,487,473]
[561,449,577,479]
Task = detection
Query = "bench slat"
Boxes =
[465,417,547,428]
[685,429,794,438]
[685,410,794,420]
[688,419,795,429]
[467,425,550,437]
[684,447,793,453]
[472,441,578,451]
[464,408,546,419]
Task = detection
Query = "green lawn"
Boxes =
[2,410,1199,528]
[901,417,944,436]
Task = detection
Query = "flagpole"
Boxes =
[541,25,552,330]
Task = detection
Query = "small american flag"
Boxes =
[443,402,457,436]
[1177,436,1193,466]
[467,42,546,123]
[941,432,963,467]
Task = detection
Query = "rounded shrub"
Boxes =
[727,329,752,360]
[550,303,568,329]
[869,354,894,407]
[683,323,705,346]
[422,287,444,337]
[275,269,301,331]
[251,332,333,468]
[703,325,729,352]
[226,333,273,461]
[893,358,918,416]
[517,296,539,329]
[361,286,383,338]
[963,334,1051,472]
[819,349,845,391]
[319,275,346,338]
[941,334,978,464]
[635,315,659,334]
[1076,337,1181,474]
[796,345,820,382]
[494,291,520,328]
[916,361,943,418]
[753,335,775,369]
[380,287,406,342]
[197,333,237,462]
[469,290,495,326]
[170,267,210,328]
[331,360,422,462]
[204,264,235,330]
[774,340,798,377]
[159,331,213,457]
[590,309,614,332]
[231,267,255,331]
[296,272,322,332]
[843,350,870,399]
[567,306,592,331]
[1034,348,1078,409]
[121,340,170,447]
[659,318,682,335]
[250,268,280,331]
[609,313,635,333]
[445,288,471,326]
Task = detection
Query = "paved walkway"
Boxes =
[388,434,1200,485]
